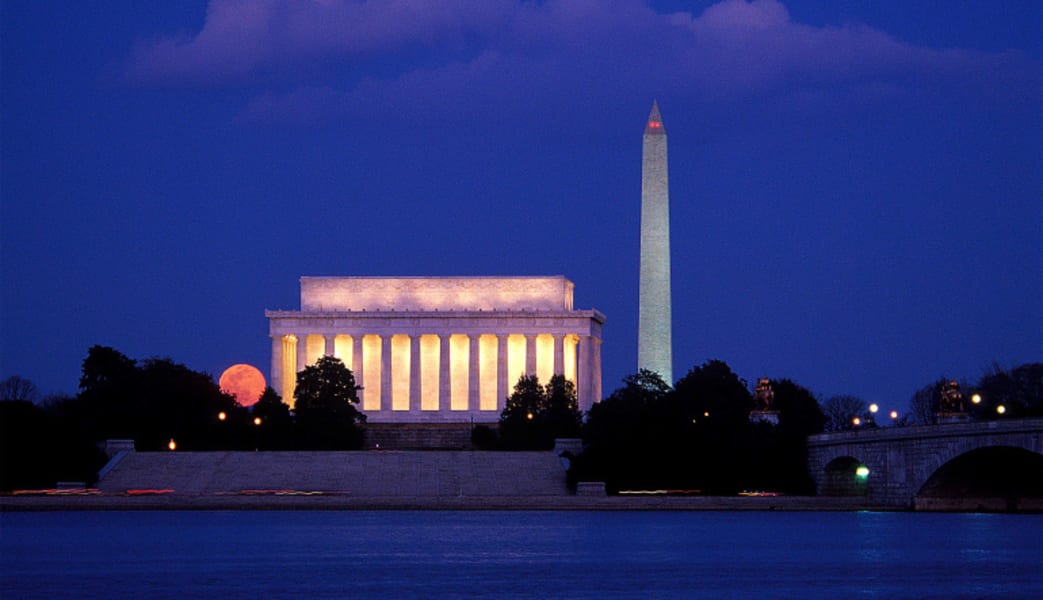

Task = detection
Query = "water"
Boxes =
[1,511,1040,598]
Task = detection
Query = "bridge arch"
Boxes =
[806,419,1043,507]
[917,446,1043,508]
[820,456,869,496]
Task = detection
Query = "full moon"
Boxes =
[219,363,266,407]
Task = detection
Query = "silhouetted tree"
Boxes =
[293,356,365,449]
[252,387,293,449]
[0,392,107,490]
[749,379,823,494]
[972,362,1043,419]
[72,346,246,450]
[908,379,948,425]
[0,400,55,490]
[579,369,679,491]
[672,361,754,493]
[542,375,583,440]
[499,374,582,450]
[0,375,39,403]
[77,345,140,439]
[821,395,868,432]
[772,379,825,438]
[579,364,824,495]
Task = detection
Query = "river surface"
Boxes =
[1,510,1039,598]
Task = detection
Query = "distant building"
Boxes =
[266,276,605,422]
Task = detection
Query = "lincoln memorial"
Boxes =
[266,276,605,423]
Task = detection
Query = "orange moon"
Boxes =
[219,363,266,407]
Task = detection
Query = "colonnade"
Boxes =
[271,330,602,419]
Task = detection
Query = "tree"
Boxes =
[671,361,754,494]
[972,362,1043,419]
[0,400,56,490]
[498,374,581,450]
[132,357,243,451]
[751,379,824,494]
[293,356,365,449]
[908,379,948,425]
[76,345,140,439]
[499,374,546,449]
[0,376,39,403]
[821,395,868,432]
[579,369,675,491]
[580,364,829,495]
[252,387,293,449]
[71,346,247,450]
[542,375,583,440]
[673,360,753,431]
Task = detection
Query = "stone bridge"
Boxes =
[807,418,1043,509]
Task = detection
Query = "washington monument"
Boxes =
[638,101,673,384]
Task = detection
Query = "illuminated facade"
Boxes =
[266,276,605,422]
[638,101,673,384]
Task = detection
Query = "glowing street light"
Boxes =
[971,393,982,405]
[168,439,177,451]
[868,403,879,414]
[253,416,263,451]
[218,411,227,421]
[852,417,862,426]
[855,466,870,479]
[996,405,1006,415]
[889,410,898,420]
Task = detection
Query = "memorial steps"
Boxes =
[96,450,568,497]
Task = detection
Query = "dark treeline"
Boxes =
[1,342,1039,493]
[0,347,363,490]
[489,360,1042,494]
[906,363,1043,425]
[482,361,823,494]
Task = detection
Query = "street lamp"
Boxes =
[852,417,862,427]
[996,405,1006,415]
[253,416,262,451]
[971,393,982,405]
[218,411,227,421]
[168,438,177,451]
[868,404,879,414]
[889,410,898,421]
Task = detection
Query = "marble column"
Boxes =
[468,335,480,411]
[380,334,391,411]
[553,334,565,376]
[324,335,336,357]
[439,334,451,411]
[296,335,309,374]
[270,336,283,403]
[525,334,537,376]
[578,335,592,411]
[352,335,363,391]
[409,334,421,412]
[591,336,603,409]
[497,334,509,410]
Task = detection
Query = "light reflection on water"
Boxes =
[1,511,1039,599]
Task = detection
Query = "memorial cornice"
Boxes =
[265,309,606,323]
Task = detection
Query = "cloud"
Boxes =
[126,0,517,85]
[126,0,1032,123]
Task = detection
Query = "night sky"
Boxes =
[2,1,1040,413]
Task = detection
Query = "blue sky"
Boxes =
[2,0,1040,413]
